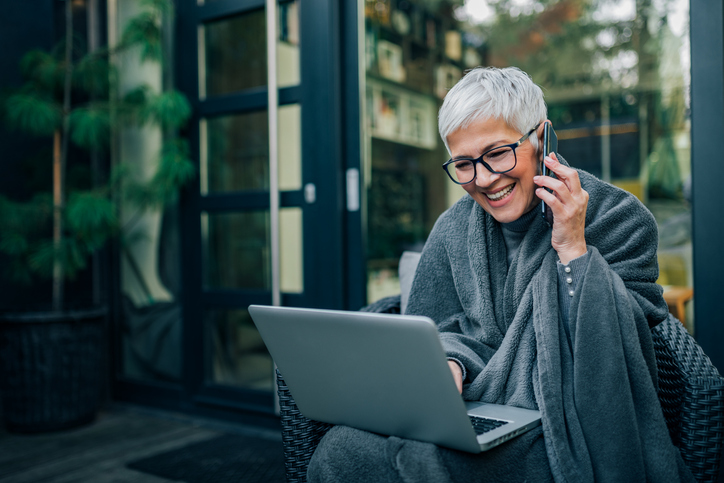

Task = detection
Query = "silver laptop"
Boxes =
[248,305,541,453]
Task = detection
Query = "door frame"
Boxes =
[112,0,347,426]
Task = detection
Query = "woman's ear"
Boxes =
[534,119,551,155]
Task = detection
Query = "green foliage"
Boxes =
[0,0,194,291]
[121,11,163,62]
[20,50,64,92]
[28,238,89,279]
[154,139,195,202]
[139,90,191,129]
[74,54,114,97]
[65,191,118,250]
[69,105,111,149]
[118,140,194,210]
[0,194,52,283]
[5,92,62,136]
[478,0,642,93]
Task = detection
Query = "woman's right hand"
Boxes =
[448,360,463,394]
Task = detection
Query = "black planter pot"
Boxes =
[0,307,106,433]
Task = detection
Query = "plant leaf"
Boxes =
[69,105,110,149]
[29,239,87,280]
[65,191,118,251]
[20,50,63,91]
[140,0,174,15]
[120,11,162,62]
[4,92,62,136]
[66,192,117,248]
[0,232,29,257]
[150,139,195,205]
[141,90,191,129]
[120,85,151,123]
[74,53,114,97]
[0,194,52,237]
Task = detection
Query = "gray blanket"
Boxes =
[308,165,694,483]
[403,166,693,482]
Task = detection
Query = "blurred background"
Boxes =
[0,0,721,433]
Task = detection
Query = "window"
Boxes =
[362,0,693,329]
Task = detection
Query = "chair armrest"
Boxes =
[652,316,724,483]
[277,369,333,483]
[277,295,403,482]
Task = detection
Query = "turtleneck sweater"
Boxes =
[449,207,589,381]
[501,208,589,338]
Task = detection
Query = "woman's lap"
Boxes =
[307,425,553,483]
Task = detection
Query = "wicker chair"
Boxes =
[277,296,724,483]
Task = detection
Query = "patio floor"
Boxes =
[0,404,285,483]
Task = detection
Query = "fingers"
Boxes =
[534,177,589,213]
[542,154,582,193]
[448,360,463,394]
[533,161,589,219]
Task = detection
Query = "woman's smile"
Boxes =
[484,183,516,202]
[447,118,541,224]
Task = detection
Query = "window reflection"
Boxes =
[202,111,269,193]
[201,10,267,97]
[207,308,273,390]
[202,211,270,290]
[363,0,693,329]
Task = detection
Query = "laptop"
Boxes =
[248,305,541,453]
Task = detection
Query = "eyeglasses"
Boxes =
[442,125,539,185]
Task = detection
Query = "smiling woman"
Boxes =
[363,0,694,331]
[313,64,694,483]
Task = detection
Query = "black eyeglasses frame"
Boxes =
[442,124,540,185]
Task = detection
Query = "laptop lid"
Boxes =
[248,305,539,453]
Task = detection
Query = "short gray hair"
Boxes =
[438,66,547,154]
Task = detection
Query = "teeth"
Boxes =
[487,184,515,201]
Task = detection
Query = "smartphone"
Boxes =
[540,122,558,225]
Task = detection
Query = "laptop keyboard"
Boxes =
[469,415,509,435]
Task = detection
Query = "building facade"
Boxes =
[1,0,721,428]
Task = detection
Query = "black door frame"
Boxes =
[690,0,724,371]
[113,0,347,427]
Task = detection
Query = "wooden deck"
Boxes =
[0,404,283,483]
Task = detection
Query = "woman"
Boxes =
[308,67,693,483]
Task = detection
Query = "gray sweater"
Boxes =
[500,207,589,340]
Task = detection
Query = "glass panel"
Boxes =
[279,104,302,190]
[120,203,182,383]
[278,0,301,88]
[202,211,270,290]
[207,308,274,390]
[202,111,269,193]
[201,10,266,98]
[201,104,300,194]
[280,208,304,293]
[362,0,693,329]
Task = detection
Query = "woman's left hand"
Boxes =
[534,153,589,265]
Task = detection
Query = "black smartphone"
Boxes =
[540,122,558,225]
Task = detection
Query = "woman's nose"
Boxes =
[474,164,500,187]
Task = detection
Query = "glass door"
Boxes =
[195,2,302,399]
[112,0,347,425]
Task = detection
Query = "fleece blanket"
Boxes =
[401,164,693,483]
[308,163,694,483]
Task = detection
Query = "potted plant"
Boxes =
[0,0,193,432]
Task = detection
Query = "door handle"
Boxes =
[304,183,316,204]
[346,168,360,212]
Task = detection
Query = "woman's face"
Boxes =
[447,117,542,224]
